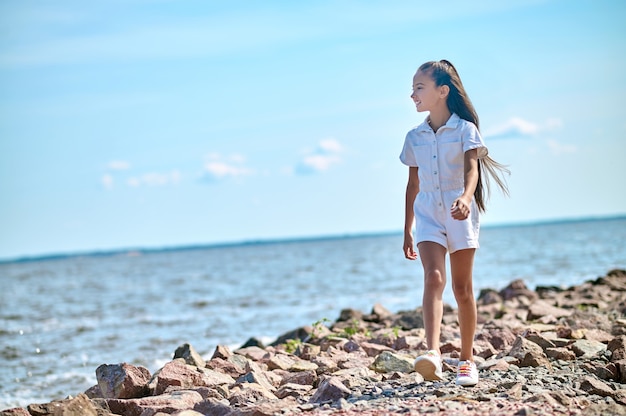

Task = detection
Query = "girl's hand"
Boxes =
[451,197,471,220]
[403,232,418,260]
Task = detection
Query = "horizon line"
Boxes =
[1,213,625,265]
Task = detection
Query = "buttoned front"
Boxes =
[399,113,487,253]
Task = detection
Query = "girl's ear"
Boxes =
[439,84,450,98]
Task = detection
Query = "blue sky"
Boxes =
[1,0,625,260]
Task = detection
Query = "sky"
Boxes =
[1,0,625,260]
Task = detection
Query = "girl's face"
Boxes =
[410,70,447,113]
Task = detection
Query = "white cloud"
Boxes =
[201,153,254,181]
[101,174,114,190]
[484,117,562,139]
[296,138,344,174]
[127,170,181,187]
[107,160,131,170]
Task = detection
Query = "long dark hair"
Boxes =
[418,60,509,212]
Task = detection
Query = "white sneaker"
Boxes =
[456,360,478,387]
[414,350,443,381]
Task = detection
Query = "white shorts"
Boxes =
[414,189,480,254]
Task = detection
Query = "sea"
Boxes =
[1,216,625,410]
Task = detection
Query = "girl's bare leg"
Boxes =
[450,248,477,361]
[417,241,447,353]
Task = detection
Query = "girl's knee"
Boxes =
[424,269,446,291]
[452,283,474,303]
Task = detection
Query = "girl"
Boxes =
[399,60,509,387]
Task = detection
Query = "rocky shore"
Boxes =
[3,269,626,416]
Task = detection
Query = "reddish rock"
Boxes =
[360,341,393,357]
[608,335,626,362]
[527,300,572,321]
[96,362,151,399]
[205,357,246,378]
[280,370,317,386]
[0,408,30,416]
[309,377,351,404]
[174,343,205,368]
[545,347,576,361]
[508,336,552,369]
[236,346,269,362]
[580,375,615,398]
[211,345,233,360]
[107,390,203,416]
[500,279,538,301]
[276,383,313,399]
[27,394,100,416]
[150,360,234,396]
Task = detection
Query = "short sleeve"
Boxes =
[399,132,417,166]
[463,122,488,158]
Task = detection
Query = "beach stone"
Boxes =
[527,300,572,321]
[228,382,278,405]
[500,279,537,301]
[235,346,268,362]
[174,343,205,368]
[545,347,576,361]
[211,345,233,360]
[371,303,393,321]
[579,375,615,398]
[508,336,552,369]
[96,362,151,399]
[267,353,296,370]
[107,390,203,416]
[360,341,393,357]
[0,409,30,416]
[608,335,626,361]
[150,360,234,396]
[205,357,245,378]
[276,383,313,399]
[309,377,351,404]
[25,394,101,416]
[191,398,231,416]
[571,339,607,359]
[393,310,424,330]
[370,351,414,373]
[523,329,556,351]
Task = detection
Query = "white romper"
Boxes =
[399,113,488,253]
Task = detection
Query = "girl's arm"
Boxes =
[451,149,479,220]
[403,166,420,260]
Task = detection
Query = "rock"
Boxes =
[500,279,537,301]
[149,360,234,396]
[107,390,204,416]
[360,341,393,357]
[0,409,30,416]
[508,336,552,369]
[276,383,313,399]
[369,351,414,373]
[267,353,296,370]
[608,335,626,362]
[527,300,572,321]
[371,303,393,321]
[191,398,231,416]
[236,346,269,362]
[228,382,278,405]
[570,339,607,359]
[96,362,151,399]
[211,344,233,360]
[393,310,424,330]
[27,394,100,416]
[545,347,576,361]
[173,343,205,368]
[579,375,615,398]
[309,377,351,404]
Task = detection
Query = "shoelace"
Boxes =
[458,362,474,377]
